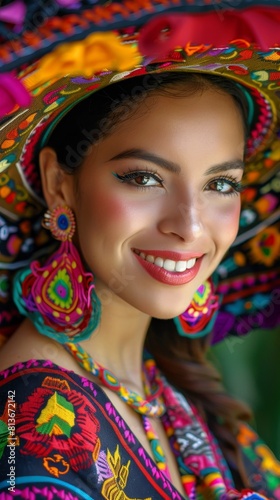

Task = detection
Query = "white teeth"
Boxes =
[163,259,176,272]
[186,258,196,269]
[135,250,197,273]
[175,260,187,272]
[154,257,164,267]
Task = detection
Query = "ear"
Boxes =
[39,147,75,210]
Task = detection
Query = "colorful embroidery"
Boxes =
[247,227,280,266]
[43,453,70,477]
[101,445,150,500]
[0,22,279,343]
[1,360,279,498]
[15,375,101,473]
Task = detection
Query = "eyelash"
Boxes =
[113,169,243,195]
[205,175,244,196]
[113,169,164,190]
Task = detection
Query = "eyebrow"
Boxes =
[109,148,245,175]
[205,160,245,175]
[109,148,180,173]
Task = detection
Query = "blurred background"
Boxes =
[210,327,280,459]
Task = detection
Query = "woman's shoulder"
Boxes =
[0,320,87,375]
[0,357,111,430]
[0,357,111,422]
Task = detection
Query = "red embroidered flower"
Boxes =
[139,8,280,59]
[139,15,186,59]
[16,379,101,472]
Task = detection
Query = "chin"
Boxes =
[152,307,189,321]
[136,297,192,320]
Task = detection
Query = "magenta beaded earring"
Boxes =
[173,277,219,338]
[13,205,101,343]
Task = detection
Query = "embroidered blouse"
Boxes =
[0,360,279,499]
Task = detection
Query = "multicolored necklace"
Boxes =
[65,342,165,417]
[64,342,172,479]
[63,343,269,500]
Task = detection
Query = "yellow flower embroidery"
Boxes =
[26,32,142,88]
[83,32,141,74]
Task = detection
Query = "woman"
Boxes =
[0,2,279,498]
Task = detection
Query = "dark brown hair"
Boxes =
[145,319,252,488]
[45,71,250,172]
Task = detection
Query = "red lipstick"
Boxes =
[133,250,203,286]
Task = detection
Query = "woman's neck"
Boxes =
[79,297,152,395]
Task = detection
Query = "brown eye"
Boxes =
[134,175,151,185]
[205,177,243,195]
[209,180,233,193]
[114,170,163,188]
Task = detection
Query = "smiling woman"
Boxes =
[36,74,250,489]
[40,73,245,314]
[0,3,279,500]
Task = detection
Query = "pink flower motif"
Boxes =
[55,0,81,6]
[0,0,26,29]
[0,74,31,118]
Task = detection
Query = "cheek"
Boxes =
[76,187,145,241]
[210,199,241,247]
[81,189,128,225]
[224,201,241,241]
[96,193,126,221]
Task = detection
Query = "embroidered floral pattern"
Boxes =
[15,375,101,473]
[25,32,142,89]
[0,360,280,498]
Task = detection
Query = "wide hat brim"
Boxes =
[0,0,279,345]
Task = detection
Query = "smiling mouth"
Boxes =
[133,249,197,273]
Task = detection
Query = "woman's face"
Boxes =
[66,87,245,318]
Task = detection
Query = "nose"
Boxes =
[158,196,204,242]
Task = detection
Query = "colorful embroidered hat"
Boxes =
[0,0,279,345]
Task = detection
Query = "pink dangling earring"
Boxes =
[13,205,101,343]
[173,277,219,338]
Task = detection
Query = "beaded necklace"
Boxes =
[64,343,236,495]
[62,343,266,500]
[65,342,171,479]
